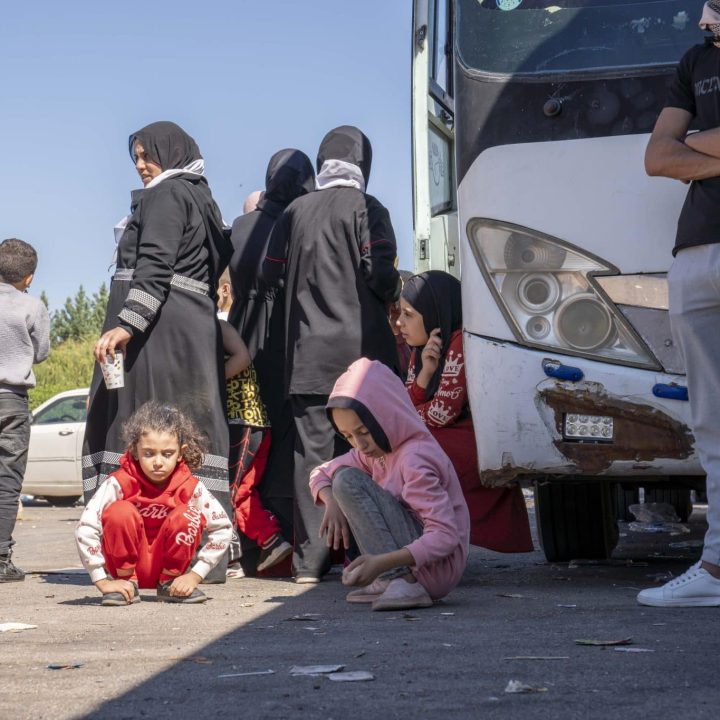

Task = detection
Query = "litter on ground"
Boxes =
[289,664,345,676]
[503,656,569,661]
[217,670,275,678]
[328,671,375,682]
[575,638,633,647]
[0,623,37,633]
[504,680,548,694]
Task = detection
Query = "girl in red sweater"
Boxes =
[397,271,533,553]
[76,402,232,606]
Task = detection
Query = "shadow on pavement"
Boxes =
[77,512,719,720]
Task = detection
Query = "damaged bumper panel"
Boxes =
[464,332,701,487]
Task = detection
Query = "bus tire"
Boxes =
[534,480,618,563]
[614,484,639,522]
[644,486,692,523]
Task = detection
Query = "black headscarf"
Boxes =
[128,120,231,281]
[316,125,373,185]
[128,121,202,169]
[401,270,462,398]
[257,148,315,218]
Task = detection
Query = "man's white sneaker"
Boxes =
[637,562,720,607]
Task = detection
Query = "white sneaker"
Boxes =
[637,562,720,607]
[226,562,246,580]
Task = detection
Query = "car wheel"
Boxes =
[45,496,80,507]
[534,480,618,562]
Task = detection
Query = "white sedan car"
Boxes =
[23,388,89,506]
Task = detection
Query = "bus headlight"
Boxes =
[468,219,657,368]
[554,294,614,351]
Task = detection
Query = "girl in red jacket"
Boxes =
[397,271,533,554]
[76,401,232,606]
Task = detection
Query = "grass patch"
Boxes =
[30,338,95,410]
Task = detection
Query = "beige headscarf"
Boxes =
[700,2,720,47]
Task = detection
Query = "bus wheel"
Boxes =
[614,484,639,522]
[534,480,618,563]
[644,486,692,523]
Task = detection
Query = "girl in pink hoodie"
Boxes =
[309,358,470,611]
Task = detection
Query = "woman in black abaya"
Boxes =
[227,149,315,557]
[263,126,401,582]
[83,122,232,565]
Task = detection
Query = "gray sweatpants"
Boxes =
[668,243,720,566]
[332,467,423,580]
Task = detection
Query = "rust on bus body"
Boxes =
[539,385,694,474]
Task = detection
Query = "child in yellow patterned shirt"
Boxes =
[220,319,292,575]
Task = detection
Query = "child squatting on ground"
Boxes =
[75,402,232,606]
[309,358,470,611]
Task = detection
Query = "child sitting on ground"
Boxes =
[75,401,233,606]
[398,270,533,553]
[309,358,470,611]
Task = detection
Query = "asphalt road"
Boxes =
[2,497,719,720]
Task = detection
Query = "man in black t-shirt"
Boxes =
[638,1,720,608]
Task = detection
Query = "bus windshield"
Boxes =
[457,0,703,77]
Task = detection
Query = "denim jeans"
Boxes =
[332,466,423,580]
[0,391,30,555]
[669,244,720,566]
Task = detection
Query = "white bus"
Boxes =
[412,0,705,560]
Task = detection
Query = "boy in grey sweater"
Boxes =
[0,238,50,582]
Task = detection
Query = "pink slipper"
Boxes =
[346,578,391,604]
[371,578,433,611]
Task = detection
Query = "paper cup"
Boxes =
[100,353,124,389]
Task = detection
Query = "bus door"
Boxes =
[412,0,459,277]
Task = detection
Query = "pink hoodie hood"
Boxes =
[311,358,470,600]
[327,357,428,452]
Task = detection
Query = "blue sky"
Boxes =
[0,1,412,311]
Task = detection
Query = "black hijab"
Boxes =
[316,125,373,185]
[128,120,231,281]
[401,271,462,398]
[129,121,202,169]
[257,148,315,218]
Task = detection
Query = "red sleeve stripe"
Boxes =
[361,238,393,251]
[264,256,286,263]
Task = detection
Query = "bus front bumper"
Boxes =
[463,332,702,486]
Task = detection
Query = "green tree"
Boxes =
[91,283,109,333]
[50,283,108,346]
[28,283,110,408]
[29,338,95,410]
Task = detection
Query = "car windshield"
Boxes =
[457,0,703,77]
[34,396,87,425]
